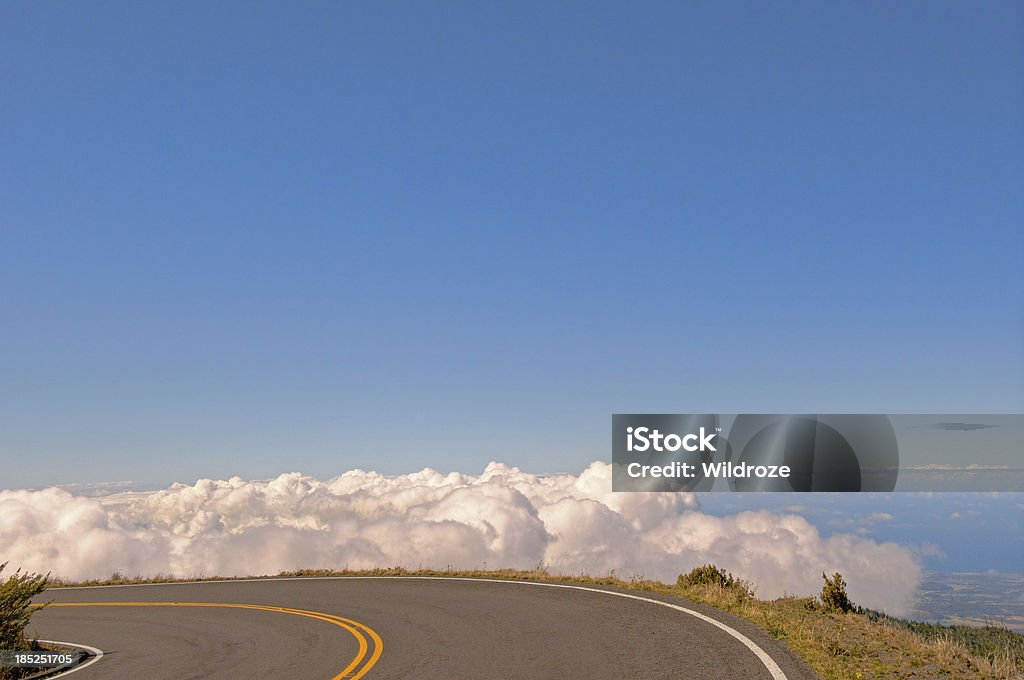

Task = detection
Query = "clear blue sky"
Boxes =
[2,1,1022,488]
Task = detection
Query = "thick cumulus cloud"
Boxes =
[0,462,920,614]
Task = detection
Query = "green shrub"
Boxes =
[677,564,753,597]
[820,571,853,613]
[0,562,49,651]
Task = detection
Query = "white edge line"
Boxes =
[51,576,788,680]
[33,640,103,678]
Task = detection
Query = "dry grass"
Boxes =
[669,583,1021,680]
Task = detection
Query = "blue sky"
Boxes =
[2,2,1022,488]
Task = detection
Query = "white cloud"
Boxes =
[914,542,946,559]
[0,461,921,615]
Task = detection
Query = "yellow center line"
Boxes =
[43,602,382,680]
[279,607,384,680]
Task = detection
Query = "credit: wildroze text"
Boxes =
[624,426,791,479]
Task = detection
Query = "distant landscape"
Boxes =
[911,572,1024,633]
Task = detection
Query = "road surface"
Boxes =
[30,577,819,679]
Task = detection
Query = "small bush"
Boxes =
[820,571,853,613]
[0,562,49,651]
[678,564,753,597]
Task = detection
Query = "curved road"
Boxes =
[30,577,819,679]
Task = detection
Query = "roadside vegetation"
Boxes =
[0,563,49,680]
[669,564,1022,679]
[52,564,1023,679]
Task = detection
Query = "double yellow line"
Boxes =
[45,602,383,679]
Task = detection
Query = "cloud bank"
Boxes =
[0,462,920,614]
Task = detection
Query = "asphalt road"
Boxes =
[30,577,819,679]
